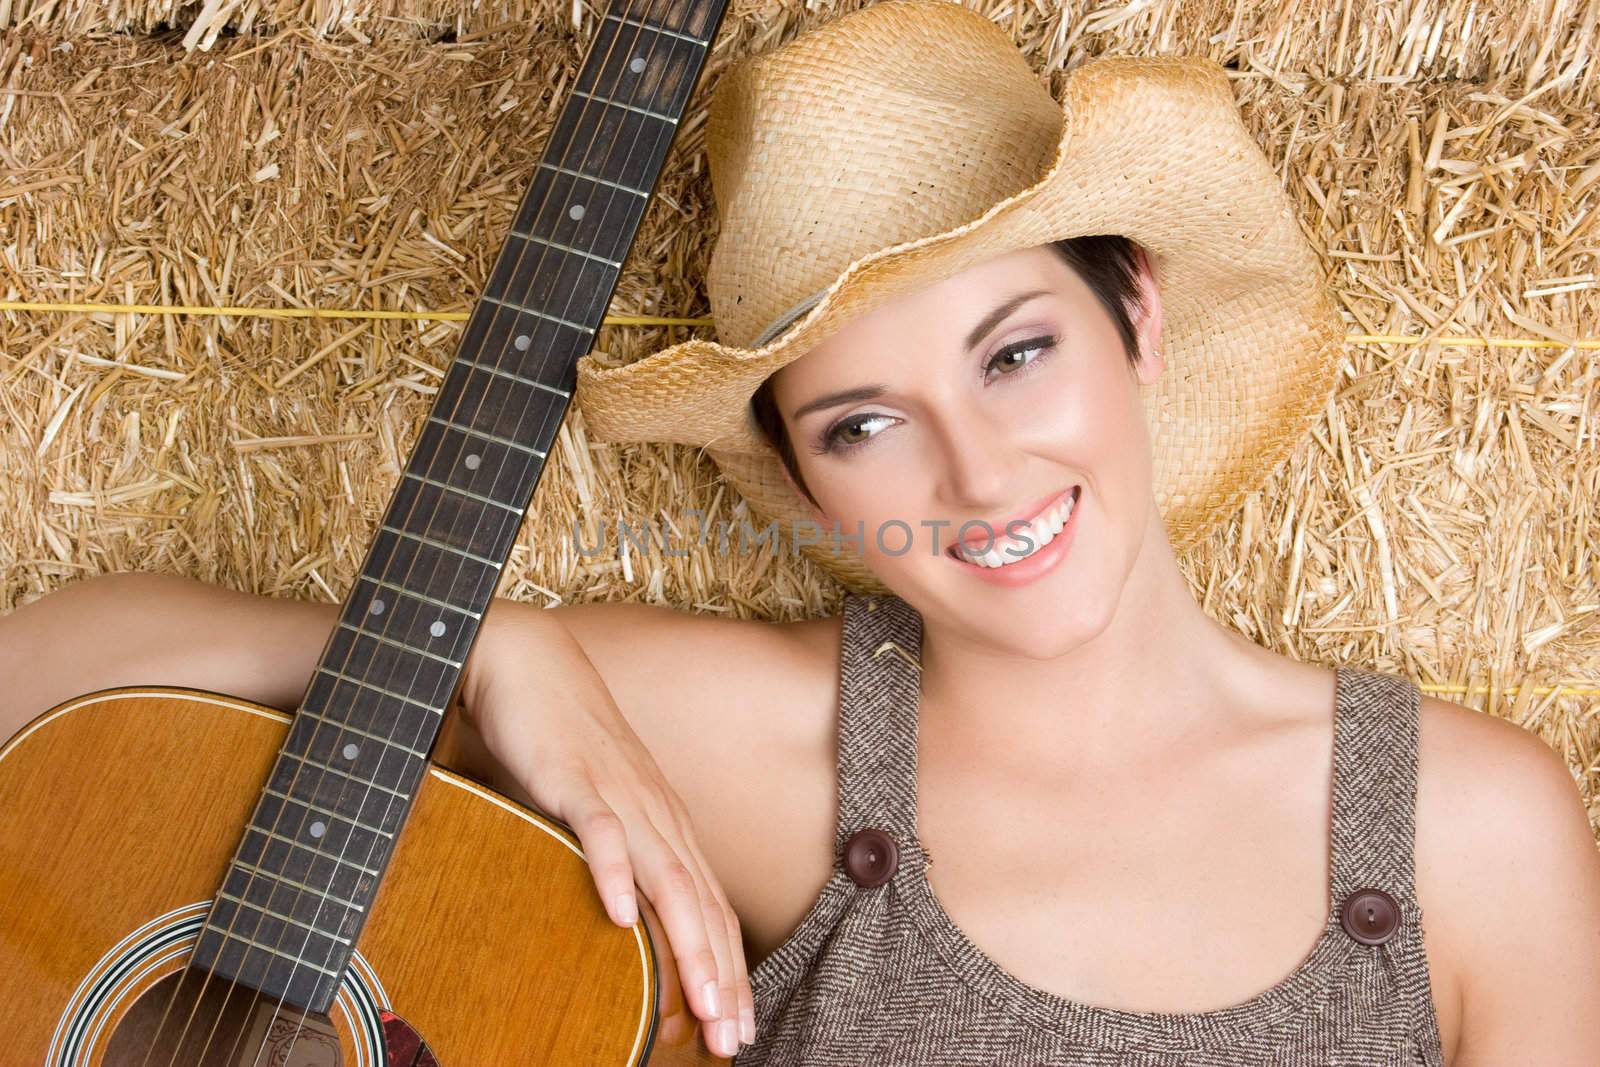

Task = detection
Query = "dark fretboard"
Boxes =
[192,0,728,1012]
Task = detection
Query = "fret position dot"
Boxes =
[464,453,481,470]
[568,203,586,221]
[430,620,448,638]
[630,56,646,74]
[310,821,327,839]
[343,743,360,761]
[514,334,531,351]
[369,599,386,616]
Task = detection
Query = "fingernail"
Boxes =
[615,892,636,925]
[702,978,720,1016]
[740,1007,755,1044]
[720,1019,738,1056]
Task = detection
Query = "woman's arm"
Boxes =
[1415,696,1600,1064]
[0,571,755,1058]
[0,572,571,790]
[0,571,338,740]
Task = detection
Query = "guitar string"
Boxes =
[244,4,679,1065]
[135,5,663,1064]
[239,3,671,1062]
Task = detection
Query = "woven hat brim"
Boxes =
[575,53,1344,592]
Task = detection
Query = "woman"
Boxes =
[3,2,1598,1064]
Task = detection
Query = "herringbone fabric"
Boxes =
[735,592,1447,1066]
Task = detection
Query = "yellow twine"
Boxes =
[4,301,1598,700]
[2,300,1600,350]
[1426,684,1600,698]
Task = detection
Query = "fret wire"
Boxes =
[479,294,594,336]
[337,619,463,669]
[457,356,573,400]
[248,826,381,877]
[288,750,410,800]
[231,858,368,913]
[379,524,505,570]
[213,928,345,978]
[300,707,429,760]
[362,576,483,621]
[538,159,649,198]
[244,1,732,1013]
[216,889,354,946]
[427,415,547,459]
[570,87,680,125]
[402,470,524,518]
[603,10,709,46]
[511,228,623,269]
[337,617,464,668]
[262,786,396,841]
[315,664,444,716]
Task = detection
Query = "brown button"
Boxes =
[1340,887,1400,945]
[843,828,898,887]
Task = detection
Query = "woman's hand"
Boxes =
[458,604,753,1060]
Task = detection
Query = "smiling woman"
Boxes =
[565,1,1600,1065]
[756,241,1168,619]
[5,2,1596,1066]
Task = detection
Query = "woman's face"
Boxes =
[769,242,1167,658]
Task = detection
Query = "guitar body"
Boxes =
[1,4,738,1063]
[0,687,661,1065]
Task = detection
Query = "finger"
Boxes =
[674,825,750,1054]
[636,895,696,1046]
[642,806,740,1059]
[564,789,642,928]
[726,895,755,1046]
[633,840,729,1035]
[539,764,730,1049]
[640,880,729,1058]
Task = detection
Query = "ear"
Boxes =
[1130,243,1166,387]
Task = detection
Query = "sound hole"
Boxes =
[102,967,345,1066]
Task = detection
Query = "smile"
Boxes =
[946,485,1082,582]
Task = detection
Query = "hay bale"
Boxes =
[0,4,1595,839]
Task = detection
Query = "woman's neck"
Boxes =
[918,502,1269,775]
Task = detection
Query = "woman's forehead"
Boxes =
[771,246,1083,393]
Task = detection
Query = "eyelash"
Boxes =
[810,333,1059,456]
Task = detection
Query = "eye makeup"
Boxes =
[808,331,1060,456]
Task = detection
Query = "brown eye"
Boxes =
[984,334,1058,381]
[992,349,1031,374]
[818,412,893,455]
[835,420,872,445]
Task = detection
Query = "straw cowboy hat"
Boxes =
[573,0,1343,596]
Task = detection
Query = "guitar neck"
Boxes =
[193,0,730,1013]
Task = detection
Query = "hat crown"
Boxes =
[704,0,1064,349]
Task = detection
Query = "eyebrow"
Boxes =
[788,287,1056,422]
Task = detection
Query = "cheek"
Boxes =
[809,453,922,525]
[1014,361,1136,460]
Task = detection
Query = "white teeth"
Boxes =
[956,489,1077,568]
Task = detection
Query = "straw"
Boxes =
[0,3,1595,837]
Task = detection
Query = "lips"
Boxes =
[947,484,1080,557]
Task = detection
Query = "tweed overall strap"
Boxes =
[1329,663,1424,905]
[832,594,1423,906]
[833,592,924,860]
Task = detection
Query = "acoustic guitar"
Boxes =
[0,1,735,1062]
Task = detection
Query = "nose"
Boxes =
[928,403,1030,515]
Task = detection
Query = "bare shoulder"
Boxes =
[552,599,848,948]
[1413,691,1600,1064]
[551,598,843,751]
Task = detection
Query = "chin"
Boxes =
[901,565,1111,647]
[989,601,1113,659]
